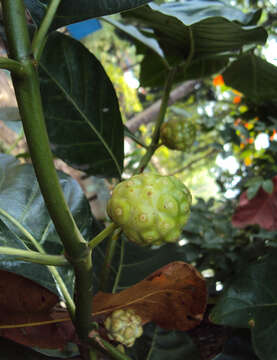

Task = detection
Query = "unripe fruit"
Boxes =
[104,309,143,348]
[160,117,196,151]
[107,173,192,246]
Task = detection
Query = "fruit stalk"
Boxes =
[135,67,177,174]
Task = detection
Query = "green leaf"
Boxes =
[223,54,277,103]
[247,182,261,200]
[103,17,166,62]
[262,179,274,194]
[210,251,277,360]
[127,323,201,360]
[0,154,97,297]
[24,0,151,29]
[124,2,267,65]
[39,32,123,178]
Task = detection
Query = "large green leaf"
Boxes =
[127,323,201,360]
[210,252,277,360]
[223,54,277,103]
[124,2,267,65]
[0,154,96,297]
[106,17,229,87]
[39,32,123,178]
[24,0,151,29]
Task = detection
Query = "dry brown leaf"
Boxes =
[92,261,207,331]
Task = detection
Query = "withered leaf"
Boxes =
[92,261,207,331]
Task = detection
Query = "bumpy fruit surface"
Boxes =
[107,173,192,246]
[104,309,143,348]
[160,117,196,151]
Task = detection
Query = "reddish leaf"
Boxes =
[0,270,74,349]
[0,262,207,349]
[92,261,207,331]
[232,176,277,230]
[0,270,58,312]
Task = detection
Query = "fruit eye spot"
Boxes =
[115,208,123,216]
[140,214,147,222]
[147,191,152,196]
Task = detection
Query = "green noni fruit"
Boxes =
[104,309,143,348]
[160,117,196,151]
[107,173,192,246]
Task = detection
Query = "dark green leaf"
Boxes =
[39,32,123,178]
[223,54,277,103]
[94,236,189,293]
[24,0,151,28]
[124,2,267,65]
[247,182,261,200]
[140,52,228,87]
[0,154,96,297]
[262,179,274,194]
[103,17,166,61]
[210,251,277,360]
[127,323,201,360]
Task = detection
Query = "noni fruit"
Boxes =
[160,117,196,151]
[104,309,143,348]
[107,173,192,246]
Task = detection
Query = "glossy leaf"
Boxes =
[210,252,277,360]
[103,17,166,62]
[232,176,277,230]
[0,154,96,296]
[127,323,201,360]
[24,0,151,28]
[124,2,267,65]
[39,32,124,178]
[223,54,277,103]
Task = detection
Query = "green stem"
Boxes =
[0,246,68,266]
[0,57,27,77]
[112,238,125,293]
[6,129,24,154]
[88,337,132,360]
[135,67,177,174]
[32,0,62,60]
[100,228,122,291]
[88,223,119,250]
[2,0,93,340]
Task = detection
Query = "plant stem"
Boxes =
[88,337,132,360]
[6,129,24,154]
[32,0,62,60]
[135,67,177,174]
[0,246,68,266]
[0,57,27,77]
[2,0,93,341]
[100,228,122,291]
[88,222,119,250]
